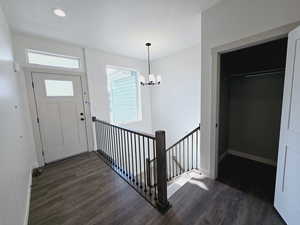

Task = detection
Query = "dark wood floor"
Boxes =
[29,152,285,225]
[218,154,277,203]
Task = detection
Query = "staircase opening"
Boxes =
[93,117,201,212]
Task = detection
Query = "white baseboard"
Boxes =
[24,170,32,225]
[227,149,277,167]
[197,168,210,177]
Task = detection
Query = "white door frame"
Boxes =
[209,22,300,179]
[23,67,94,167]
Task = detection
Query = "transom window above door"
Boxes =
[27,49,80,69]
[106,66,142,124]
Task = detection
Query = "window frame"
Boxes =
[106,65,142,125]
[26,49,81,70]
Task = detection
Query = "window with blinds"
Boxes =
[106,66,141,124]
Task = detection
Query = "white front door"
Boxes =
[32,73,88,163]
[275,26,300,225]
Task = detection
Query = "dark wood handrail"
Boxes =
[166,124,201,181]
[92,117,155,140]
[166,125,200,151]
[149,124,201,163]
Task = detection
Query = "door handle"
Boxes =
[80,118,85,121]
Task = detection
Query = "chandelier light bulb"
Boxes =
[139,75,146,84]
[149,74,155,83]
[156,75,162,83]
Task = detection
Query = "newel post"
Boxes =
[155,130,171,212]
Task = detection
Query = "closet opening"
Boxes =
[217,37,288,203]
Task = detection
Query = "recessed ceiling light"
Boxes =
[53,8,66,17]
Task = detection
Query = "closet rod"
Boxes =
[229,68,285,79]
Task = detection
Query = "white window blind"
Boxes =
[107,66,141,124]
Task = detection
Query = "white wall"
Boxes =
[85,48,153,139]
[12,33,86,72]
[0,6,37,225]
[201,0,300,176]
[151,45,201,146]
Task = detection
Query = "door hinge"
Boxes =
[37,117,40,123]
[32,81,35,89]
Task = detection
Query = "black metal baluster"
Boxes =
[143,137,147,192]
[183,138,185,172]
[138,136,142,189]
[128,131,132,179]
[106,125,110,161]
[126,131,131,179]
[123,130,128,176]
[172,148,175,178]
[188,136,190,171]
[147,138,152,196]
[105,124,109,161]
[192,132,194,169]
[98,123,101,152]
[174,147,176,177]
[173,148,176,177]
[124,129,127,174]
[121,129,125,174]
[118,128,123,171]
[109,126,113,163]
[113,127,117,168]
[111,126,114,165]
[123,130,127,174]
[179,141,182,175]
[196,129,199,169]
[107,125,110,161]
[105,126,109,160]
[103,124,107,158]
[110,126,114,165]
[100,123,103,152]
[120,128,125,174]
[117,128,121,170]
[172,148,175,177]
[130,133,135,182]
[153,140,157,200]
[108,125,111,162]
[134,135,140,185]
[169,150,171,179]
[113,127,118,169]
[95,123,99,151]
[176,145,179,176]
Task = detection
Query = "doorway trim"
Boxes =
[23,67,94,167]
[210,21,300,179]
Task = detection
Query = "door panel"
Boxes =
[40,103,64,148]
[275,26,300,225]
[289,40,300,132]
[32,73,87,163]
[284,147,300,212]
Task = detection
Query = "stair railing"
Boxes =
[166,124,201,181]
[92,117,170,212]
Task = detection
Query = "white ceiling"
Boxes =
[0,0,220,60]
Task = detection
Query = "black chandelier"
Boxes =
[140,43,161,86]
